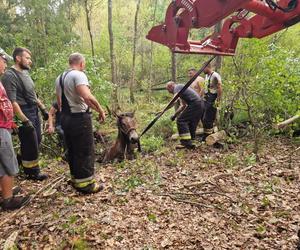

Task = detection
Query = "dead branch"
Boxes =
[0,175,66,229]
[275,115,300,129]
[184,173,233,188]
[170,191,234,201]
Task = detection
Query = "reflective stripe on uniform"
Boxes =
[204,128,214,134]
[179,133,191,140]
[22,159,39,168]
[73,176,95,188]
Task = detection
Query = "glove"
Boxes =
[22,120,35,132]
[40,108,49,121]
[170,114,177,121]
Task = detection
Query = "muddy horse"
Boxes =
[103,112,140,162]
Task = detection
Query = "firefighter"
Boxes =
[2,48,48,181]
[200,63,222,141]
[0,48,30,210]
[166,81,204,149]
[56,53,106,194]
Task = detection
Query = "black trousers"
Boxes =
[61,112,95,186]
[203,101,217,134]
[18,104,41,175]
[177,101,204,141]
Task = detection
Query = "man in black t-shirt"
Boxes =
[2,47,48,181]
[166,81,204,149]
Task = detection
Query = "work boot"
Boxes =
[1,195,30,211]
[26,173,48,181]
[177,139,196,150]
[76,182,104,194]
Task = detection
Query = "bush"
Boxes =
[141,135,164,153]
[151,116,176,139]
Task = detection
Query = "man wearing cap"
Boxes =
[0,48,30,210]
[1,47,48,181]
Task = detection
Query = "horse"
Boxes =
[102,112,141,163]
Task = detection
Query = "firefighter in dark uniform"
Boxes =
[2,48,48,181]
[166,81,204,149]
[56,53,106,194]
[201,63,222,141]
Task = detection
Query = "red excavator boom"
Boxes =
[147,0,300,56]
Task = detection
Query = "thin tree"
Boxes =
[108,0,119,109]
[148,0,158,99]
[130,0,141,103]
[214,22,222,71]
[171,51,177,82]
[84,0,96,65]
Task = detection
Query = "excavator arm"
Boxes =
[147,0,300,56]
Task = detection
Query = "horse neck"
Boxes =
[117,129,130,149]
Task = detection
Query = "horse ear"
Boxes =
[112,110,120,118]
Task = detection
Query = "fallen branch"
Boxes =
[184,173,233,188]
[155,193,225,210]
[170,191,234,201]
[275,115,300,129]
[0,175,66,229]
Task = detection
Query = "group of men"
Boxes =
[0,47,106,211]
[0,46,221,211]
[167,64,222,149]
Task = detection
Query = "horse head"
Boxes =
[115,111,139,144]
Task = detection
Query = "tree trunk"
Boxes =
[130,0,141,103]
[171,51,177,82]
[108,0,119,110]
[84,0,96,66]
[149,0,158,86]
[214,22,222,72]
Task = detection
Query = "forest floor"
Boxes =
[0,135,299,249]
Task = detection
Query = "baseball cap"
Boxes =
[0,48,13,62]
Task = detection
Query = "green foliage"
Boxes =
[141,135,164,153]
[150,116,176,139]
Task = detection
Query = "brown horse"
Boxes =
[103,112,140,163]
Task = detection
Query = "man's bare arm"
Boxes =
[76,85,106,121]
[47,106,57,133]
[37,99,46,110]
[12,102,29,122]
[174,99,187,117]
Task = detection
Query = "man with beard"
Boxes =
[0,48,30,210]
[2,48,48,181]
